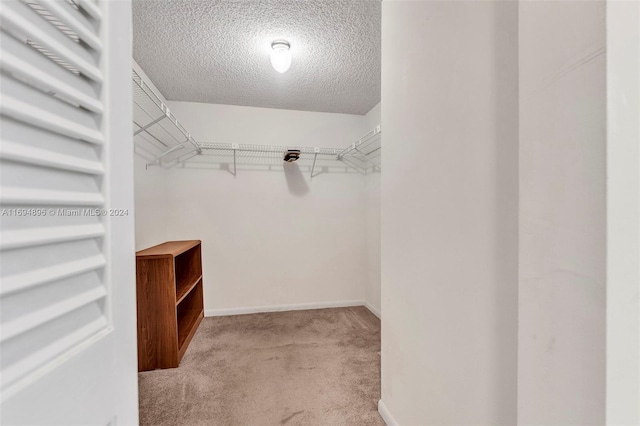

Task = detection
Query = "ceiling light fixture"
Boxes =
[270,40,292,74]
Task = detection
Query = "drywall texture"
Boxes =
[380,1,518,424]
[518,2,606,424]
[135,101,378,312]
[363,103,381,316]
[132,0,380,115]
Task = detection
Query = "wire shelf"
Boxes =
[337,125,382,174]
[131,69,381,176]
[132,69,200,159]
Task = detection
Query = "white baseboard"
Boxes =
[204,300,365,317]
[364,300,381,319]
[378,399,399,426]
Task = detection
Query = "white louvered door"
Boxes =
[0,0,138,424]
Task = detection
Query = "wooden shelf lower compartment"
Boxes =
[176,280,204,361]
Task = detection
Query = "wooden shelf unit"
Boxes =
[136,240,204,372]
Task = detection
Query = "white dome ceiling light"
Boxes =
[270,40,292,73]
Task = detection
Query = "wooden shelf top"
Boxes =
[136,240,201,259]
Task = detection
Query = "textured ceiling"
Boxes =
[132,0,381,115]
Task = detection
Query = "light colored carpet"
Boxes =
[138,306,383,426]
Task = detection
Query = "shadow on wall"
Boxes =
[283,162,310,197]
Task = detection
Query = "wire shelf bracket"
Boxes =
[336,124,381,174]
[132,69,201,168]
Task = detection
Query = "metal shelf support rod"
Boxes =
[354,146,381,172]
[232,144,238,176]
[338,156,367,175]
[310,148,320,179]
[134,111,168,136]
[145,140,188,169]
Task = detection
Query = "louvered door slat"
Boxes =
[2,76,100,133]
[1,316,108,388]
[30,0,102,52]
[0,0,101,82]
[0,141,105,175]
[0,53,103,114]
[0,224,106,251]
[0,34,101,111]
[0,187,105,206]
[1,254,107,296]
[0,95,103,144]
[1,287,107,343]
[1,300,108,392]
[1,119,102,166]
[76,0,101,21]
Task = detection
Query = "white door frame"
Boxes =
[606,0,640,424]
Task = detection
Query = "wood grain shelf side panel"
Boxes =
[135,257,179,371]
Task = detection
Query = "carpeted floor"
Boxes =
[138,306,383,426]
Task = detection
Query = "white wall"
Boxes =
[135,100,379,313]
[363,103,381,317]
[606,1,640,423]
[380,1,519,424]
[518,1,607,424]
[363,102,381,132]
[134,155,169,250]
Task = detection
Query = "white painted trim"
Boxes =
[378,399,399,426]
[204,300,364,317]
[364,300,381,319]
